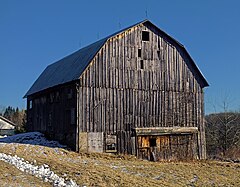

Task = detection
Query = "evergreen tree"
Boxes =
[4,106,15,121]
[2,106,26,133]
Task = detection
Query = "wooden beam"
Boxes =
[135,127,198,136]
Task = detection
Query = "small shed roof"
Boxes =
[135,127,198,136]
[0,116,15,129]
[24,20,208,98]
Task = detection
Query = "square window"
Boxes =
[142,31,149,41]
[149,138,156,147]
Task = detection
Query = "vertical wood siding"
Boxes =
[27,84,77,150]
[78,22,205,158]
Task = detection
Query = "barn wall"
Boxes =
[27,83,77,150]
[78,22,206,159]
[137,134,198,161]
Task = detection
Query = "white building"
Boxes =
[0,116,15,137]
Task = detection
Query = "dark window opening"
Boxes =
[138,48,142,57]
[140,60,144,69]
[150,138,156,147]
[157,50,160,59]
[106,143,116,150]
[142,31,149,41]
[29,100,33,109]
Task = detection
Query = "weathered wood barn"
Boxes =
[24,20,208,161]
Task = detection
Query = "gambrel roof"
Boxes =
[24,20,208,98]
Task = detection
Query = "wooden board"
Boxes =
[137,134,197,161]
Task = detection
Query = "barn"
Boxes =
[24,20,208,161]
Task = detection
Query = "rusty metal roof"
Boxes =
[24,20,208,98]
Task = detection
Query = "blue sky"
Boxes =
[0,0,240,114]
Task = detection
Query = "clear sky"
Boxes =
[0,0,240,114]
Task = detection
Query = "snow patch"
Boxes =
[0,132,66,148]
[0,153,78,187]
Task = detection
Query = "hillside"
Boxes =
[0,133,240,186]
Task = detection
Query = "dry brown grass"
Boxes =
[0,160,51,187]
[0,143,240,186]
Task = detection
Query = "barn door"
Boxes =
[137,136,150,160]
[137,136,158,161]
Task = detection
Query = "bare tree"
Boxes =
[205,96,240,158]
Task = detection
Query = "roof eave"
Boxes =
[0,116,16,127]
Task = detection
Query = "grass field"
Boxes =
[0,159,51,187]
[0,143,239,187]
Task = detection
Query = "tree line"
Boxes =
[0,106,26,133]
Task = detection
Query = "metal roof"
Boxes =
[24,20,208,98]
[24,38,107,97]
[0,116,16,127]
